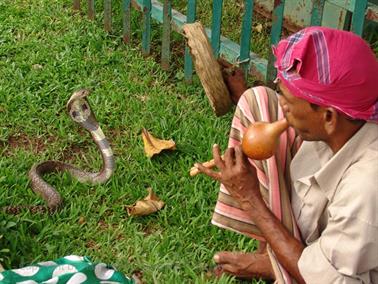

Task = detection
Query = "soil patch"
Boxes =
[0,133,57,155]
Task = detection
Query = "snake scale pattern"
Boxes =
[4,89,115,214]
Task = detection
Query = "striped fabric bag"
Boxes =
[212,86,302,284]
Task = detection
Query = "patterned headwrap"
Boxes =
[273,26,378,122]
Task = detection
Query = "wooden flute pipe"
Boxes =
[190,119,289,176]
[189,158,217,177]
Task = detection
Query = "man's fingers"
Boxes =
[219,264,237,275]
[224,147,235,168]
[213,251,238,265]
[194,162,221,181]
[212,144,225,169]
[234,145,245,165]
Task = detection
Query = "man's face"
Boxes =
[277,81,327,141]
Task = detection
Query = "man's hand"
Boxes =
[196,145,306,283]
[195,144,263,209]
[218,58,248,104]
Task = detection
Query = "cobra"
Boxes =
[4,89,115,214]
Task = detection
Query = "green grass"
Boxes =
[0,0,265,283]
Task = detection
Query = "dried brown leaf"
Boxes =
[253,23,263,33]
[126,188,165,217]
[32,64,43,70]
[132,270,144,284]
[141,128,176,158]
[78,216,86,225]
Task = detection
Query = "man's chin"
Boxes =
[295,130,316,141]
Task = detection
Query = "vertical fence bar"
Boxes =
[142,0,152,56]
[123,0,131,43]
[310,0,325,26]
[239,0,254,77]
[161,0,172,70]
[104,0,112,32]
[73,0,81,12]
[88,0,95,20]
[351,0,367,35]
[211,0,223,58]
[343,11,352,30]
[184,0,197,83]
[266,0,285,84]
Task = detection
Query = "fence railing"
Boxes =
[72,0,378,84]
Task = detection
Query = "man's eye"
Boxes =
[273,84,281,95]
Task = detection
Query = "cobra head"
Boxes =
[67,89,92,123]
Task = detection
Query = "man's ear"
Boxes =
[323,107,338,135]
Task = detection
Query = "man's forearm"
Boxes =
[242,199,306,283]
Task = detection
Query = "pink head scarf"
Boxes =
[273,26,378,122]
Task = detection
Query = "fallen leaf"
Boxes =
[32,64,43,70]
[78,216,86,225]
[126,188,165,216]
[86,240,100,249]
[253,23,263,33]
[98,220,108,230]
[139,95,148,102]
[132,270,144,284]
[142,128,176,158]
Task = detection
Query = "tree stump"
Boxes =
[183,22,232,116]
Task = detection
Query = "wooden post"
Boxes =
[183,23,232,116]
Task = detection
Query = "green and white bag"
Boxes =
[0,255,134,284]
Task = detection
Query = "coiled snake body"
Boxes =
[5,90,115,214]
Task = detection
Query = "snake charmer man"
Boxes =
[195,27,378,283]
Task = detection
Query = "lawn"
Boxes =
[0,0,263,283]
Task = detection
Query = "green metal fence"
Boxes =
[72,0,378,84]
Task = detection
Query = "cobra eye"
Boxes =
[71,111,79,117]
[82,104,88,111]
